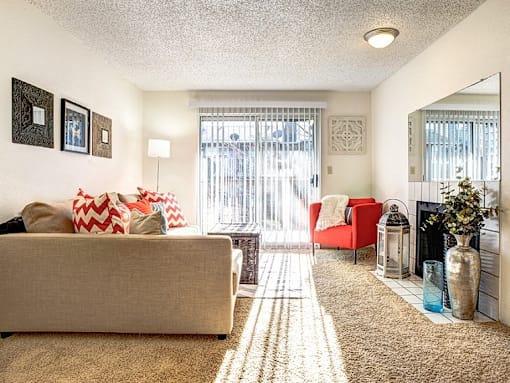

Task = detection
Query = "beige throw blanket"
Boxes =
[315,194,349,231]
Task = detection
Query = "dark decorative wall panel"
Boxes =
[12,78,54,148]
[91,112,112,158]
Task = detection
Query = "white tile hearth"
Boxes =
[402,294,423,304]
[371,271,494,324]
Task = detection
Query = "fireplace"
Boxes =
[409,180,500,320]
[416,201,444,277]
[415,201,479,277]
[416,201,481,308]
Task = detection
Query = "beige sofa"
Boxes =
[0,233,242,338]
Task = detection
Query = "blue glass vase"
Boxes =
[423,260,444,313]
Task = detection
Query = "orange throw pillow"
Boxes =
[122,199,153,215]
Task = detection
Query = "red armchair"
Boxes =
[309,198,383,264]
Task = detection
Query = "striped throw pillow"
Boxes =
[137,187,188,228]
[150,202,168,234]
[73,190,130,234]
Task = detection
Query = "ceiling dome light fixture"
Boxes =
[363,27,400,49]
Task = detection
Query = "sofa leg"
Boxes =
[312,244,315,257]
[217,334,227,340]
[354,249,357,265]
[1,332,13,339]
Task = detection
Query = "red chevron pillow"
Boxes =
[73,190,130,234]
[137,187,188,228]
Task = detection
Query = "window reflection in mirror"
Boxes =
[408,73,500,182]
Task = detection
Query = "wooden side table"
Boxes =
[208,223,260,284]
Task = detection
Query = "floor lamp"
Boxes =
[147,139,171,192]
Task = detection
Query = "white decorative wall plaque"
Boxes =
[328,116,366,154]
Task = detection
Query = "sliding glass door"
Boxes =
[199,107,321,248]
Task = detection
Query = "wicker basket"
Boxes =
[208,223,261,284]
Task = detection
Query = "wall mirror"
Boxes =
[408,73,500,182]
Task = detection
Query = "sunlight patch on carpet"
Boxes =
[238,252,313,298]
[215,255,347,382]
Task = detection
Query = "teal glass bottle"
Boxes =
[423,260,444,313]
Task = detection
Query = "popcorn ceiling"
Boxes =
[26,0,486,91]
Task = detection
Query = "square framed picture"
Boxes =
[12,78,54,148]
[61,98,90,154]
[91,111,112,158]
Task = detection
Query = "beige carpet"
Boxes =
[313,253,510,382]
[1,252,509,382]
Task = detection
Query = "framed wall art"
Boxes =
[61,99,90,154]
[328,116,366,155]
[91,112,112,158]
[12,78,54,148]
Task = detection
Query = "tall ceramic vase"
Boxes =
[445,234,480,320]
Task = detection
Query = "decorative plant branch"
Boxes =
[421,177,496,236]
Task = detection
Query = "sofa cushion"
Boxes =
[129,209,162,235]
[21,201,74,233]
[122,199,153,215]
[345,206,353,225]
[137,187,188,228]
[0,216,27,234]
[73,191,130,234]
[313,224,353,248]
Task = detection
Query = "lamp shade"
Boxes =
[147,139,171,158]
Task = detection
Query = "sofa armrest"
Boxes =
[309,202,322,243]
[351,202,383,248]
[231,249,243,295]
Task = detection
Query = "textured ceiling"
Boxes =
[27,0,486,91]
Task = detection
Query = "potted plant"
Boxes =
[424,177,492,236]
[422,177,494,320]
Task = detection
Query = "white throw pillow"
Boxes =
[315,194,349,231]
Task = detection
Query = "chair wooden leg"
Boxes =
[354,249,357,264]
[312,243,315,257]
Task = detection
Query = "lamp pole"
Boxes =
[156,157,160,192]
[147,138,170,192]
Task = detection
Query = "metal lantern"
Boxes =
[377,203,410,279]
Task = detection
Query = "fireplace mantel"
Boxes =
[408,181,500,320]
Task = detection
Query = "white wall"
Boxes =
[0,0,144,221]
[371,0,510,324]
[142,92,199,223]
[322,92,372,197]
[142,91,371,224]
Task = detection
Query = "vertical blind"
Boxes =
[424,110,500,181]
[199,107,321,248]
